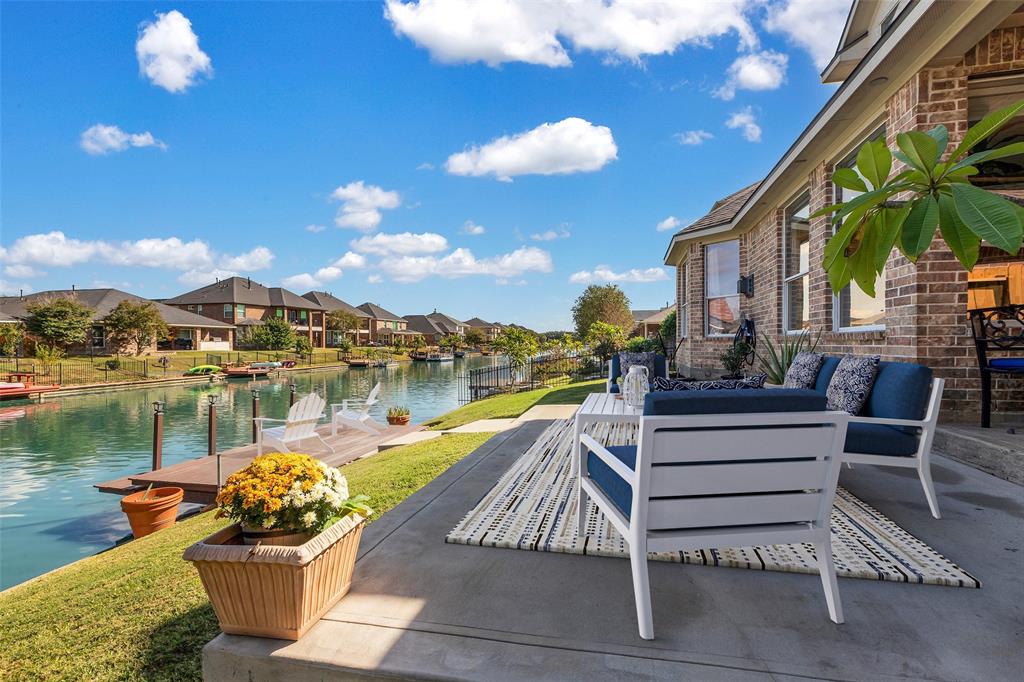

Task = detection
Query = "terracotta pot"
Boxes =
[184,514,365,640]
[120,486,184,538]
[387,415,411,425]
[240,525,311,546]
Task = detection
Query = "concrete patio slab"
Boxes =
[512,403,579,423]
[444,418,517,433]
[377,430,444,450]
[204,421,1024,682]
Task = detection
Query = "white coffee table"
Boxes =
[572,392,642,475]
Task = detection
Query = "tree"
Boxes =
[440,334,461,352]
[24,296,94,355]
[820,99,1024,297]
[585,321,626,361]
[103,300,169,355]
[0,322,25,357]
[294,336,313,354]
[464,327,485,346]
[326,310,359,337]
[260,318,297,350]
[492,327,539,381]
[571,284,633,339]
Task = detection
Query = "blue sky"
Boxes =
[0,1,849,330]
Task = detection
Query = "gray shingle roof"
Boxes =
[357,302,403,321]
[403,314,445,336]
[678,181,762,235]
[164,276,324,310]
[0,289,235,328]
[302,291,370,317]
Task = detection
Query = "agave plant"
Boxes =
[757,331,821,385]
[816,99,1024,296]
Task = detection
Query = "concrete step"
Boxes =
[933,424,1024,485]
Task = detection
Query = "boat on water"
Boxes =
[426,352,454,362]
[347,358,372,367]
[224,366,272,378]
[454,350,466,358]
[410,352,428,361]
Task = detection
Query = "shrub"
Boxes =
[720,342,752,378]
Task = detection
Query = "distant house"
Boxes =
[164,277,327,349]
[0,288,234,353]
[426,310,466,336]
[631,305,675,339]
[403,315,446,345]
[463,317,503,342]
[357,302,412,344]
[301,291,372,346]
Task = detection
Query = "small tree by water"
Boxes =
[24,295,93,357]
[103,300,169,355]
[492,327,538,384]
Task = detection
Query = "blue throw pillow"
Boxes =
[826,355,881,415]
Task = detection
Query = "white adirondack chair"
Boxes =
[330,382,386,436]
[578,409,849,640]
[254,393,334,456]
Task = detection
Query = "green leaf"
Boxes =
[809,202,843,219]
[822,213,861,272]
[856,137,892,190]
[874,205,909,271]
[950,98,1024,159]
[937,193,981,270]
[948,141,1024,173]
[951,182,1024,254]
[897,130,940,173]
[851,215,880,296]
[926,124,949,159]
[826,248,854,293]
[831,167,868,192]
[899,195,940,260]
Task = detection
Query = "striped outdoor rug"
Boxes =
[447,419,980,588]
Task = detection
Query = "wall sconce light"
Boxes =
[737,275,755,298]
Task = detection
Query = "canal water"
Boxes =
[0,356,496,590]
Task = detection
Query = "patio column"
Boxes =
[194,327,201,351]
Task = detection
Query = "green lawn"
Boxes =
[0,432,493,682]
[423,379,605,430]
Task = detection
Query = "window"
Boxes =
[968,74,1024,188]
[678,262,688,338]
[236,304,246,319]
[783,192,811,332]
[300,310,307,321]
[223,304,232,318]
[276,308,283,318]
[187,304,195,311]
[833,141,886,330]
[196,305,202,314]
[705,240,740,336]
[91,326,105,348]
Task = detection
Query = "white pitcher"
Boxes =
[622,364,650,409]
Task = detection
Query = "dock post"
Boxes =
[251,387,260,443]
[289,381,297,407]
[151,401,164,471]
[207,394,217,457]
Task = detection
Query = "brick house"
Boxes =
[301,291,372,346]
[356,302,412,344]
[632,304,676,339]
[463,317,503,342]
[664,1,1024,420]
[163,277,328,349]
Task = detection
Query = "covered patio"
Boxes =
[203,418,1023,681]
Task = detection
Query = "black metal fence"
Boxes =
[458,352,605,403]
[0,356,152,386]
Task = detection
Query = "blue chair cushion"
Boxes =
[862,361,933,421]
[991,358,1024,369]
[845,422,920,457]
[643,388,825,416]
[586,445,636,519]
[609,382,620,394]
[609,353,668,388]
[814,356,841,393]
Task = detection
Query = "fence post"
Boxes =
[151,401,164,471]
[289,381,297,406]
[251,388,260,443]
[207,395,217,457]
[144,359,149,378]
[58,363,63,386]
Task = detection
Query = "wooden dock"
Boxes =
[95,423,422,504]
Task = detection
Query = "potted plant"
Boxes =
[757,331,821,386]
[184,453,372,640]
[719,342,751,379]
[387,406,411,425]
[120,484,184,538]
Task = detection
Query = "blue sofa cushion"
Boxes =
[644,388,825,416]
[652,374,766,391]
[991,358,1024,369]
[610,353,667,389]
[862,361,933,421]
[609,382,620,394]
[814,356,841,393]
[586,445,637,519]
[845,422,920,457]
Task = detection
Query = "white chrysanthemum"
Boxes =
[262,515,276,529]
[302,511,317,527]
[335,475,349,501]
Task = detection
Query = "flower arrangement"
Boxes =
[215,453,371,534]
[386,406,409,418]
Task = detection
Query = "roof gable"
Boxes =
[357,302,403,320]
[0,288,234,328]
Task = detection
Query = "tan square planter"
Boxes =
[183,514,365,640]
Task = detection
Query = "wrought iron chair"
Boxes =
[968,305,1024,428]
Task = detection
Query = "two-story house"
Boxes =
[463,317,503,342]
[301,291,372,346]
[357,302,411,344]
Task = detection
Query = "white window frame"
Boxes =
[223,304,232,319]
[782,191,812,334]
[678,261,688,339]
[831,133,887,333]
[704,240,741,338]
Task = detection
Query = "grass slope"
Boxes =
[0,432,493,682]
[424,379,605,431]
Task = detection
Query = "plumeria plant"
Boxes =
[215,453,371,534]
[817,99,1024,296]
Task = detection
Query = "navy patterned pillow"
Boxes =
[653,374,767,391]
[826,355,881,414]
[618,351,657,386]
[784,351,825,389]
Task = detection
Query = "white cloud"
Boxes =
[377,246,552,283]
[385,0,757,67]
[416,162,435,171]
[447,118,617,181]
[135,10,213,93]
[726,107,762,142]
[330,181,401,231]
[569,265,669,284]
[764,0,851,70]
[530,228,570,241]
[305,224,327,233]
[0,231,103,267]
[219,246,274,271]
[332,251,367,268]
[0,280,33,296]
[80,124,167,155]
[713,50,787,100]
[674,130,713,146]
[350,231,449,256]
[281,266,343,291]
[656,216,681,232]
[3,264,44,278]
[177,268,238,286]
[462,220,486,235]
[367,274,383,284]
